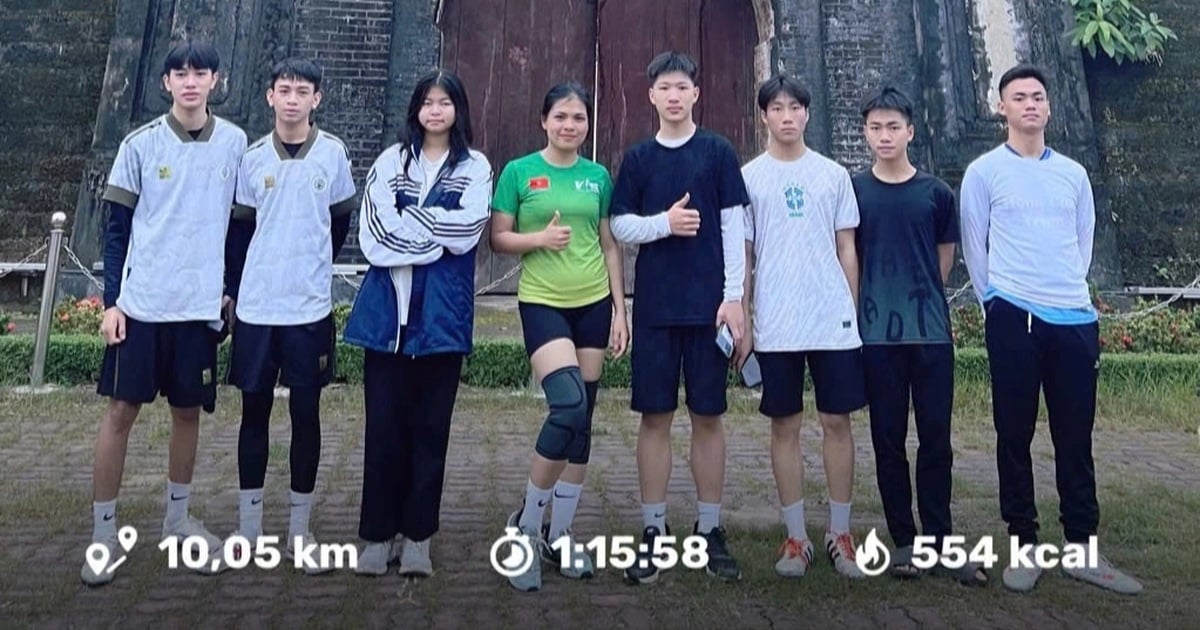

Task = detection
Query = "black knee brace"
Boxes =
[535,366,588,462]
[570,381,599,464]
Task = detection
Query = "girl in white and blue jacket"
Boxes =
[345,70,491,578]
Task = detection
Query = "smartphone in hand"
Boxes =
[740,352,762,388]
[716,323,734,359]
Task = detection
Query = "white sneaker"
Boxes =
[543,527,593,579]
[775,537,815,578]
[356,538,401,576]
[398,537,433,577]
[80,536,119,586]
[1062,555,1143,594]
[163,516,228,575]
[824,531,866,579]
[288,532,333,575]
[1003,566,1043,592]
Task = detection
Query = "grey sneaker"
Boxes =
[80,536,119,586]
[542,525,593,579]
[1003,566,1043,592]
[1062,554,1143,594]
[355,537,401,576]
[162,516,228,575]
[399,537,433,577]
[288,532,334,575]
[505,509,542,592]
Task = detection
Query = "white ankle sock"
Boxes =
[642,502,667,532]
[239,488,264,539]
[829,499,851,535]
[165,481,189,526]
[518,479,552,531]
[548,480,582,540]
[782,500,808,540]
[93,499,117,541]
[288,490,313,538]
[696,502,721,534]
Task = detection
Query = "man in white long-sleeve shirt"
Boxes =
[609,51,748,584]
[960,63,1141,595]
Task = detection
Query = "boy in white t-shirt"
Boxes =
[222,57,357,574]
[84,40,247,586]
[736,75,867,580]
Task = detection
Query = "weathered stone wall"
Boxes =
[1085,0,1200,287]
[2,0,1192,303]
[0,0,116,259]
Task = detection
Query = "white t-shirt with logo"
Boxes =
[235,127,357,325]
[742,150,862,351]
[103,113,246,323]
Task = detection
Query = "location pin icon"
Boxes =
[118,526,138,552]
[85,542,110,576]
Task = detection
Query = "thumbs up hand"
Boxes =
[666,192,700,237]
[541,210,572,251]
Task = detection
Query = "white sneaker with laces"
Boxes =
[80,536,119,586]
[288,532,334,575]
[163,516,228,575]
[824,531,865,579]
[1062,554,1143,594]
[399,537,433,577]
[775,537,815,578]
[356,537,402,576]
[1002,566,1043,592]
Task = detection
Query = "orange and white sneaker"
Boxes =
[824,530,866,579]
[775,537,814,577]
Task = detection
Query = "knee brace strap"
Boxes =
[535,366,588,461]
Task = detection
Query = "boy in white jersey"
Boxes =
[960,63,1141,595]
[223,58,356,573]
[84,40,247,585]
[736,75,867,579]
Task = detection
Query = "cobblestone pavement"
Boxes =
[0,385,1197,628]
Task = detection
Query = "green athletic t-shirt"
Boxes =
[492,151,613,307]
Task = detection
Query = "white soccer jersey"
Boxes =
[742,150,862,351]
[103,113,246,322]
[234,126,357,325]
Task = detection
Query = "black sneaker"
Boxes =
[624,525,667,585]
[695,522,741,581]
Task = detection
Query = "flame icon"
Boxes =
[855,528,891,577]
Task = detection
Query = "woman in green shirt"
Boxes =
[490,82,628,591]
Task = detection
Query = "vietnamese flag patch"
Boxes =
[529,176,550,191]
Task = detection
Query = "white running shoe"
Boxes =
[80,536,119,586]
[163,516,228,575]
[775,537,815,578]
[288,532,334,575]
[1062,554,1143,595]
[356,537,402,576]
[398,537,433,577]
[1003,566,1043,592]
[824,530,866,579]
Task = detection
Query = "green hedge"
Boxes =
[1,335,1197,392]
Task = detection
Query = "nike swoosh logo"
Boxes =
[170,494,187,501]
[653,512,665,519]
[250,498,262,505]
[537,499,550,507]
[103,513,115,521]
[553,491,576,499]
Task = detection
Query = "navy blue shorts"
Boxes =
[758,349,867,417]
[631,323,728,416]
[228,315,336,393]
[518,296,612,355]
[97,317,220,413]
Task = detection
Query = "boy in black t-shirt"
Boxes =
[852,86,985,585]
[610,51,750,584]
